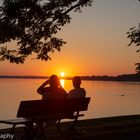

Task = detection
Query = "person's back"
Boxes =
[37,75,67,100]
[41,87,67,100]
[68,76,86,99]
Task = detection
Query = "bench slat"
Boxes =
[0,118,30,125]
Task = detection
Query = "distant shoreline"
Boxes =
[0,74,140,81]
[0,75,49,79]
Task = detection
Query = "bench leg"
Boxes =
[21,122,37,140]
[10,124,17,140]
[56,117,78,136]
[65,117,78,135]
[56,119,62,135]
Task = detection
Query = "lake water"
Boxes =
[0,78,140,128]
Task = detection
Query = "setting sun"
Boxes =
[60,72,65,77]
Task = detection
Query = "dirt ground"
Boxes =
[1,115,140,140]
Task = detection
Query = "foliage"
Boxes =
[135,63,140,74]
[127,0,140,74]
[127,24,140,49]
[127,24,140,74]
[0,0,92,64]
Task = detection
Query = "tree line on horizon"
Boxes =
[0,73,140,81]
[81,74,140,81]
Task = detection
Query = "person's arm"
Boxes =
[37,80,50,95]
[82,88,86,97]
[67,90,73,99]
[61,88,68,97]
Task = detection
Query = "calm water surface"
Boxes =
[0,78,140,128]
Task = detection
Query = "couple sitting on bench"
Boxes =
[36,75,86,135]
[37,75,86,100]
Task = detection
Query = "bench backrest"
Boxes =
[17,97,90,118]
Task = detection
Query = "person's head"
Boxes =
[72,76,81,88]
[49,75,60,88]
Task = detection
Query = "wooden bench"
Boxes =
[0,97,90,139]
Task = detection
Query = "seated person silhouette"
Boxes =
[36,75,67,136]
[68,76,86,98]
[37,74,67,100]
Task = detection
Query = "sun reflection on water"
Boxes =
[60,79,65,88]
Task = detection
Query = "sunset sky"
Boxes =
[0,0,140,77]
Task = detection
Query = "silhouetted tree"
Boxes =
[127,24,140,50]
[0,0,92,63]
[135,63,140,74]
[127,0,140,74]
